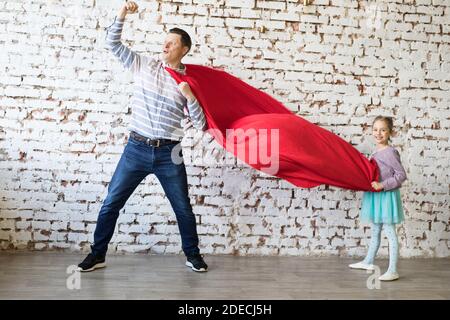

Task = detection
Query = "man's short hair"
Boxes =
[169,28,192,53]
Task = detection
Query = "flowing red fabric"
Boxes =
[166,65,379,191]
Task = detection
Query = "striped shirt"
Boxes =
[105,17,206,141]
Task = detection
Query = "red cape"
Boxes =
[166,65,379,191]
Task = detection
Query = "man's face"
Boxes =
[162,33,188,64]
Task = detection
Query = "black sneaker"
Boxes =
[186,254,208,272]
[77,253,106,272]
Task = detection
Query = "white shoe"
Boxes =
[348,261,375,270]
[379,271,399,281]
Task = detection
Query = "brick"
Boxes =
[227,0,255,8]
[225,18,255,28]
[256,1,286,10]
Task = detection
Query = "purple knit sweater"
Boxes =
[371,146,407,191]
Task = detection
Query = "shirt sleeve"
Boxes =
[381,148,407,191]
[105,17,141,73]
[185,98,207,130]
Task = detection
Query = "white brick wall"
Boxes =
[0,0,449,258]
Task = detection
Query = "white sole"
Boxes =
[185,261,207,272]
[379,274,400,281]
[348,264,375,271]
[78,262,106,272]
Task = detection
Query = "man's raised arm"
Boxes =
[105,1,141,71]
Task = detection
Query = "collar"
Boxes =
[162,60,187,75]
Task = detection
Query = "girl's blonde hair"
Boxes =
[373,116,394,133]
[373,116,394,141]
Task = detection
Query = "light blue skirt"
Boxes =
[361,189,404,224]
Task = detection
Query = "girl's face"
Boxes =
[372,120,391,145]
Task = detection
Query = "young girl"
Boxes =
[349,116,407,281]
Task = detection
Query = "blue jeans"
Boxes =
[91,136,200,258]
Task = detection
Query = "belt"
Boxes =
[129,131,179,147]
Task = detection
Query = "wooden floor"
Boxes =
[0,252,449,299]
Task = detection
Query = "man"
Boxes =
[77,1,208,272]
